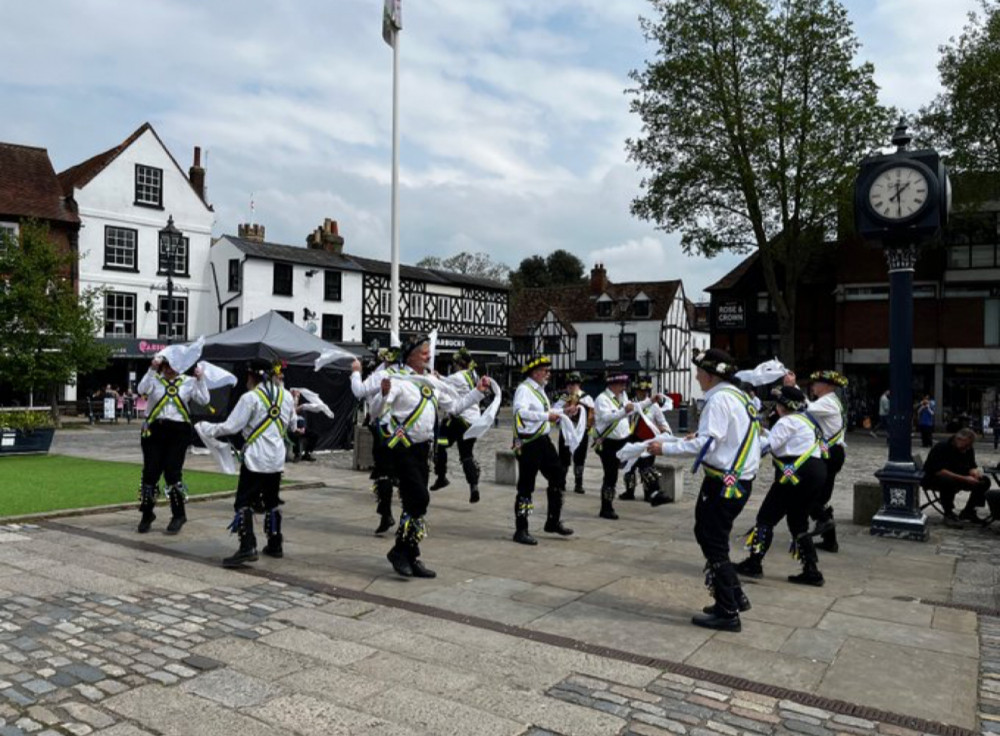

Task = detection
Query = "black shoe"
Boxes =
[691,611,741,631]
[544,519,574,536]
[137,511,155,534]
[735,557,764,579]
[375,514,396,535]
[302,454,316,462]
[599,507,619,520]
[648,492,671,507]
[469,489,480,504]
[429,477,450,491]
[410,559,437,578]
[513,528,538,545]
[788,570,824,586]
[164,515,186,535]
[574,484,585,495]
[262,536,284,558]
[815,538,840,553]
[703,592,751,614]
[222,546,258,568]
[619,490,636,501]
[291,456,301,463]
[959,508,989,525]
[810,519,835,537]
[387,546,413,576]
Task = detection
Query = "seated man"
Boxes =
[922,428,991,523]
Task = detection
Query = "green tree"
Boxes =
[626,0,893,362]
[509,249,585,290]
[918,1,1000,175]
[0,221,109,422]
[416,251,511,282]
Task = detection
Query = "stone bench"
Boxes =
[853,482,882,525]
[495,450,518,485]
[352,425,374,471]
[653,459,684,502]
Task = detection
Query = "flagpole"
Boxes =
[389,22,401,348]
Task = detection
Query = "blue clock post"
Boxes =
[853,119,951,541]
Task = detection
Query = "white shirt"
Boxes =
[659,382,761,481]
[443,368,481,424]
[351,363,398,422]
[805,392,847,448]
[138,369,210,423]
[594,389,649,441]
[374,367,483,444]
[766,413,822,460]
[513,378,560,436]
[200,382,295,474]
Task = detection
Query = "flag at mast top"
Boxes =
[382,0,401,47]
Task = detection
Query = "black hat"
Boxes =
[247,358,273,381]
[771,385,808,411]
[565,371,584,384]
[452,347,475,368]
[522,355,552,374]
[400,334,430,364]
[636,376,653,391]
[692,348,737,380]
[605,367,629,385]
[810,370,848,388]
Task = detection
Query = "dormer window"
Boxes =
[596,294,613,318]
[135,164,163,208]
[632,297,650,318]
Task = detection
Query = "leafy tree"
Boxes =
[416,251,511,282]
[0,221,109,422]
[510,249,585,290]
[918,1,1000,175]
[626,0,893,362]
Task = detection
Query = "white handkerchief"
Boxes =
[156,336,205,374]
[464,378,502,440]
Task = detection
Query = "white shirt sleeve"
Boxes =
[190,375,210,406]
[200,392,255,438]
[137,369,157,395]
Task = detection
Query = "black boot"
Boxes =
[407,542,436,579]
[573,465,585,494]
[262,509,284,558]
[619,472,637,500]
[462,457,481,504]
[702,560,751,613]
[387,518,414,576]
[164,483,187,535]
[137,483,158,534]
[816,524,839,553]
[599,486,619,520]
[543,487,574,536]
[223,508,258,568]
[640,467,663,503]
[788,534,825,586]
[735,554,764,579]
[736,524,772,578]
[513,498,537,545]
[692,561,742,631]
[374,478,396,535]
[810,505,835,537]
[429,476,449,491]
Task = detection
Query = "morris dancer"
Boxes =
[649,348,760,632]
[351,348,399,535]
[511,356,577,544]
[136,354,209,534]
[373,335,488,577]
[555,372,593,495]
[621,376,672,505]
[198,359,295,567]
[803,370,849,553]
[735,386,827,586]
[592,371,642,520]
[431,347,483,503]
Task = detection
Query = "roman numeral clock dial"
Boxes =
[867,165,930,222]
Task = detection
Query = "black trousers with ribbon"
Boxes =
[516,435,565,498]
[694,475,753,564]
[759,457,826,540]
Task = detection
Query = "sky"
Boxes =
[0,0,982,299]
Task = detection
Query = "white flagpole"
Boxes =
[389,23,401,348]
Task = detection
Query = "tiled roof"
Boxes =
[510,279,682,335]
[705,252,759,292]
[0,142,78,224]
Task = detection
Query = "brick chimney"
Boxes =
[306,218,345,254]
[237,223,266,243]
[188,146,206,201]
[590,263,608,294]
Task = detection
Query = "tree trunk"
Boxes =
[47,384,62,428]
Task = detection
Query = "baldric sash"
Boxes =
[142,376,191,437]
[512,382,550,456]
[702,388,759,499]
[246,384,286,446]
[388,384,438,449]
[771,413,821,485]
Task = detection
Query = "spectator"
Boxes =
[290,389,317,462]
[921,428,991,524]
[872,390,890,438]
[917,395,935,448]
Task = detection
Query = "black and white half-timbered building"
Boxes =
[510,264,698,400]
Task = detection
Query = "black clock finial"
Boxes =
[892,117,911,152]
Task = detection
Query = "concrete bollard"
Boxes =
[853,482,883,525]
[495,450,518,485]
[353,425,374,471]
[653,459,684,502]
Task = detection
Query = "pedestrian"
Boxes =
[621,376,672,505]
[430,347,483,504]
[555,371,593,494]
[649,348,760,632]
[351,348,400,535]
[136,355,209,535]
[592,370,641,520]
[735,385,827,586]
[511,355,577,545]
[917,395,935,449]
[374,334,489,576]
[872,389,890,438]
[198,359,295,567]
[802,370,850,553]
[921,428,992,525]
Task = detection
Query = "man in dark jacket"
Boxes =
[922,428,991,524]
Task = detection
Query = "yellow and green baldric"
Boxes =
[771,413,821,485]
[804,394,845,455]
[246,384,286,446]
[702,388,759,499]
[512,382,549,456]
[388,384,438,449]
[590,390,624,451]
[142,376,191,437]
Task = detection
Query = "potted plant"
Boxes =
[0,409,57,455]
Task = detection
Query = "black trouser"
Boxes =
[758,457,827,543]
[923,475,992,513]
[558,431,589,470]
[140,420,191,487]
[694,475,754,564]
[369,423,394,479]
[434,418,476,479]
[234,465,282,511]
[517,435,565,498]
[919,426,933,448]
[596,438,628,489]
[391,441,432,559]
[293,429,317,457]
[808,443,845,521]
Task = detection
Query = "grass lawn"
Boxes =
[0,454,237,518]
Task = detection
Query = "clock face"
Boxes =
[867,165,930,221]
